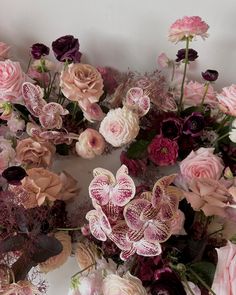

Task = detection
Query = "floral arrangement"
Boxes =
[1,15,236,295]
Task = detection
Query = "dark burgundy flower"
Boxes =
[120,151,147,177]
[31,43,50,59]
[2,166,27,185]
[176,48,198,62]
[97,67,118,94]
[183,112,205,137]
[52,35,81,62]
[201,69,219,82]
[161,117,183,140]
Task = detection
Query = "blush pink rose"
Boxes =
[180,147,224,181]
[0,60,28,103]
[217,84,236,116]
[183,81,217,106]
[168,16,209,43]
[82,103,105,122]
[212,242,236,295]
[75,128,105,159]
[0,42,10,60]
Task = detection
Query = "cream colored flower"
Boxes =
[75,242,98,273]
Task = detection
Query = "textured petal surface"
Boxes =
[144,220,171,243]
[86,210,107,241]
[124,199,149,230]
[108,222,132,250]
[89,175,110,205]
[134,239,162,257]
[112,173,135,206]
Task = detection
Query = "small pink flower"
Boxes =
[75,128,105,159]
[157,53,169,68]
[148,135,178,166]
[168,16,209,43]
[82,103,105,122]
[217,84,236,116]
[0,42,10,60]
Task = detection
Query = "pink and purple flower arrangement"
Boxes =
[1,15,236,295]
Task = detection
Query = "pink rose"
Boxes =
[82,103,105,122]
[168,16,209,43]
[75,128,105,159]
[212,242,236,295]
[0,42,10,60]
[0,60,28,103]
[99,107,140,147]
[180,148,224,181]
[184,81,217,106]
[217,84,236,116]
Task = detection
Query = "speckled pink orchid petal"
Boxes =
[89,175,111,206]
[116,164,129,177]
[102,202,121,222]
[160,203,175,220]
[127,227,145,242]
[125,87,150,117]
[40,131,73,145]
[93,167,116,184]
[134,239,162,257]
[42,102,69,116]
[39,113,63,129]
[144,219,171,243]
[108,221,132,250]
[112,173,135,206]
[86,210,107,241]
[120,246,136,261]
[140,204,159,221]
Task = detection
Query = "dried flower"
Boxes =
[31,43,50,59]
[75,242,98,273]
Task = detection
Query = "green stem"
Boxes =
[213,132,229,145]
[182,275,195,295]
[72,102,78,119]
[178,37,190,114]
[200,82,209,110]
[71,263,96,279]
[216,115,231,132]
[26,57,32,73]
[56,227,81,231]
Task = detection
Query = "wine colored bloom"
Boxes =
[168,16,209,43]
[176,48,198,62]
[202,69,219,82]
[148,135,178,166]
[120,151,147,177]
[183,112,205,137]
[217,84,236,116]
[30,43,50,59]
[52,35,81,62]
[2,166,27,185]
[160,117,183,140]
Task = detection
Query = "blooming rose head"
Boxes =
[75,242,98,273]
[176,48,198,62]
[217,84,236,116]
[58,171,79,201]
[60,63,104,109]
[183,81,217,107]
[16,138,55,168]
[102,272,147,295]
[99,107,140,147]
[183,112,205,137]
[202,69,219,82]
[52,35,81,62]
[168,16,209,43]
[0,42,10,61]
[40,231,72,273]
[30,43,50,59]
[0,60,28,103]
[75,128,105,159]
[148,135,178,166]
[180,147,224,180]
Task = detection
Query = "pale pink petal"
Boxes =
[93,167,116,184]
[116,164,129,177]
[42,102,69,115]
[134,239,162,256]
[85,210,107,241]
[144,220,171,243]
[184,192,205,210]
[89,175,110,206]
[138,95,151,116]
[108,222,132,250]
[120,246,136,261]
[39,113,63,129]
[112,173,135,206]
[125,87,150,117]
[99,209,112,235]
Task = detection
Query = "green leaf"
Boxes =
[189,261,216,286]
[126,139,150,159]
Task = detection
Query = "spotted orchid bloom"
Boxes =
[123,87,150,117]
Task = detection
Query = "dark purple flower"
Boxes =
[161,117,183,140]
[52,35,81,63]
[31,43,50,59]
[183,112,205,137]
[201,69,219,82]
[2,166,27,185]
[176,48,198,62]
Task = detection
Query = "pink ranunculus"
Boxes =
[180,147,224,181]
[82,103,105,122]
[0,42,10,60]
[212,242,236,295]
[0,136,16,172]
[183,81,217,107]
[168,16,209,43]
[0,60,28,103]
[217,84,236,116]
[157,52,169,69]
[148,135,178,166]
[99,107,140,147]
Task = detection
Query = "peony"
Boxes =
[16,138,55,168]
[217,84,236,116]
[168,16,209,43]
[212,242,236,295]
[148,135,178,166]
[0,59,28,103]
[75,128,105,159]
[60,63,104,109]
[75,242,98,273]
[0,42,10,61]
[180,147,224,181]
[99,107,140,147]
[40,231,72,273]
[0,136,16,172]
[102,272,147,295]
[183,81,217,107]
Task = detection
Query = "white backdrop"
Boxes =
[2,0,236,294]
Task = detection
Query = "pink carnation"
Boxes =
[217,84,236,116]
[168,16,209,43]
[148,135,178,166]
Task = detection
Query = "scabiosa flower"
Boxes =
[202,69,219,82]
[52,35,81,62]
[183,112,205,137]
[148,135,178,166]
[160,117,183,140]
[30,43,50,59]
[168,16,209,43]
[176,48,198,62]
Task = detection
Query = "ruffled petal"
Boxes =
[144,219,171,243]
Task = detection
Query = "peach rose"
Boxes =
[103,272,147,295]
[212,242,236,295]
[180,148,224,181]
[75,128,105,159]
[16,138,55,168]
[60,63,104,109]
[183,81,217,107]
[217,84,236,116]
[40,232,72,273]
[0,59,28,103]
[58,171,79,201]
[99,107,140,147]
[75,242,98,273]
[0,42,10,60]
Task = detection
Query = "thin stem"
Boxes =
[171,61,176,82]
[200,82,209,110]
[72,102,78,119]
[216,115,231,132]
[213,132,229,146]
[26,57,32,73]
[71,263,96,279]
[56,226,81,231]
[182,275,195,295]
[178,37,190,114]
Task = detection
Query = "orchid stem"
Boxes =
[182,275,195,295]
[213,132,229,145]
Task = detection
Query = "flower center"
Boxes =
[160,147,168,154]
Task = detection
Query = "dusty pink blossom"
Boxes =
[0,42,10,60]
[157,53,169,68]
[171,210,186,235]
[7,112,25,133]
[75,128,105,159]
[28,67,50,86]
[217,84,236,116]
[0,136,16,172]
[82,103,105,122]
[168,16,209,43]
[180,147,224,181]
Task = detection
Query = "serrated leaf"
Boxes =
[126,139,150,159]
[189,261,216,286]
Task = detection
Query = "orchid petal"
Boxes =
[116,164,129,177]
[112,173,135,206]
[124,199,149,230]
[127,227,145,242]
[89,175,110,206]
[144,219,171,243]
[134,239,162,257]
[39,113,63,129]
[140,204,160,221]
[108,222,132,250]
[102,202,121,222]
[93,168,116,184]
[120,246,136,261]
[160,203,175,220]
[86,210,107,241]
[42,102,69,115]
